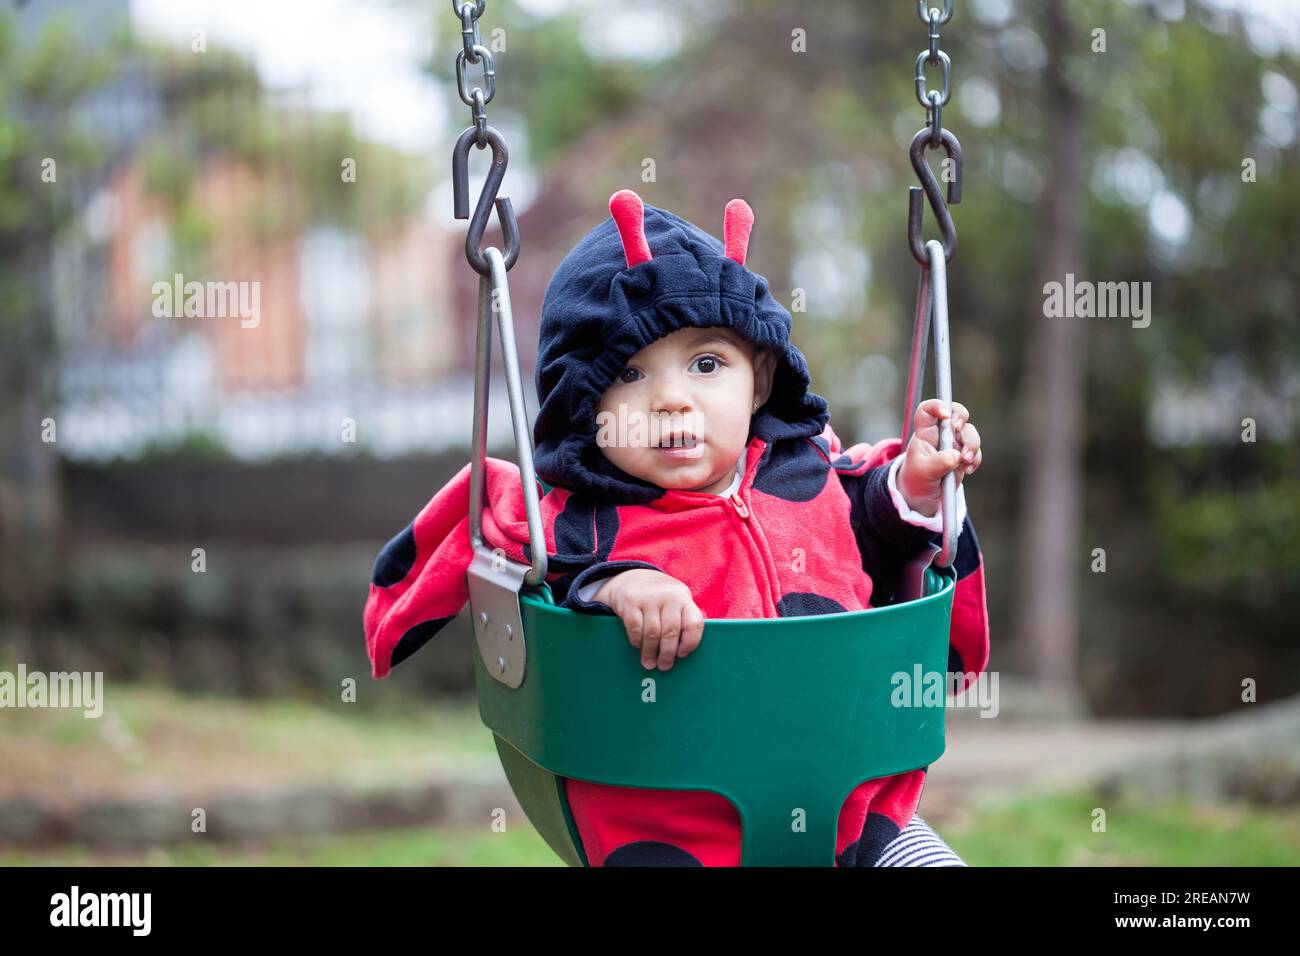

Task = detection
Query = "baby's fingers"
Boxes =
[656,605,682,670]
[622,605,644,650]
[913,398,946,436]
[913,399,969,448]
[677,603,705,659]
[958,421,981,470]
[639,605,662,670]
[914,398,967,428]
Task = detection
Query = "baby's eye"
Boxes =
[617,367,641,384]
[691,355,723,374]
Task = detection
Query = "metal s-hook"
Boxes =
[453,125,520,275]
[907,126,963,264]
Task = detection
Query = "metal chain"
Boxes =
[907,1,961,267]
[451,0,495,147]
[914,2,953,146]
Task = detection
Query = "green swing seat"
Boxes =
[476,568,955,867]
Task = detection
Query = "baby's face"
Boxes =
[595,327,776,494]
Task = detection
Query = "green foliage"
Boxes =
[10,12,114,106]
[114,431,234,467]
[141,140,193,206]
[1155,475,1300,611]
[433,1,656,168]
[0,12,117,338]
[121,36,431,257]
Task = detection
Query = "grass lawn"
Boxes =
[0,825,563,866]
[4,790,1298,866]
[0,681,498,798]
[944,790,1300,866]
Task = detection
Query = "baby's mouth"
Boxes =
[653,434,703,458]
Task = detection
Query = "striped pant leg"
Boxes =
[874,814,967,867]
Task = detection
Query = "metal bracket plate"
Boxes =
[467,545,528,688]
[899,541,942,604]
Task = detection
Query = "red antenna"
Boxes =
[609,189,653,267]
[723,198,754,266]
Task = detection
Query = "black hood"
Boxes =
[532,191,829,504]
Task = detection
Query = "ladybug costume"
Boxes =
[363,189,989,866]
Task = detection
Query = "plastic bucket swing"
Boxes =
[465,242,960,867]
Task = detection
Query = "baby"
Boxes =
[362,188,990,867]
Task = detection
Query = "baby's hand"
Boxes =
[897,399,982,518]
[592,569,706,671]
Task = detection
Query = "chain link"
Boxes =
[451,0,495,147]
[927,91,943,146]
[916,1,953,26]
[459,3,483,62]
[914,49,951,111]
[914,1,954,146]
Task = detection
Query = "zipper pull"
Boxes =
[730,492,750,520]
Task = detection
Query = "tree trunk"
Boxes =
[1014,0,1085,700]
[0,250,62,658]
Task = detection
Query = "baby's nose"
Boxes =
[651,382,693,413]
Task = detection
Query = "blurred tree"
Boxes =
[0,15,431,649]
[0,12,115,650]
[128,37,432,270]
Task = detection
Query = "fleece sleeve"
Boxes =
[563,560,666,613]
[841,458,952,607]
[363,465,477,680]
[884,455,968,533]
[821,426,990,686]
[362,458,544,679]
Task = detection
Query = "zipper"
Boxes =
[727,474,784,614]
[729,492,749,519]
[657,439,781,612]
